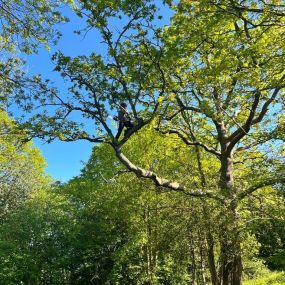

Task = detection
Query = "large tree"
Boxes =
[14,1,285,284]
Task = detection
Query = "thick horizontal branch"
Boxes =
[238,176,285,200]
[114,147,223,201]
[60,135,104,143]
[25,131,105,144]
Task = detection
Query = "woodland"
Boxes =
[1,0,285,285]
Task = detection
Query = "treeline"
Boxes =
[0,125,285,284]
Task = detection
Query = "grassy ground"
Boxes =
[244,272,285,285]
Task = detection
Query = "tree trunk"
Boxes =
[219,154,234,190]
[218,204,243,285]
[207,232,218,285]
[218,151,242,284]
[232,251,242,285]
[220,238,242,284]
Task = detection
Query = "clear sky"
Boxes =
[24,7,102,182]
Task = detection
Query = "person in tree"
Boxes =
[114,102,134,139]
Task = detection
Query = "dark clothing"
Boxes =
[117,110,131,123]
[115,120,133,139]
[115,107,133,139]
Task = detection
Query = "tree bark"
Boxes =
[218,205,243,285]
[207,231,219,285]
[232,250,243,285]
[215,118,242,285]
[219,154,234,190]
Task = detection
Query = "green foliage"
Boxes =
[242,233,269,279]
[0,110,49,216]
[250,196,285,271]
[63,133,201,284]
[0,126,285,284]
[7,0,285,284]
[0,189,74,284]
[0,0,72,54]
[0,0,74,107]
[0,128,211,283]
[244,272,285,285]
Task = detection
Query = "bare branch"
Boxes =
[99,170,131,183]
[101,26,138,117]
[60,135,104,143]
[231,75,285,151]
[141,40,166,97]
[155,127,221,157]
[114,146,223,201]
[252,80,285,125]
[114,7,144,50]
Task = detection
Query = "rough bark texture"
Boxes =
[217,201,243,285]
[219,155,234,191]
[207,232,218,285]
[216,117,242,285]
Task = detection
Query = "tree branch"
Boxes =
[155,128,221,157]
[238,176,285,200]
[226,72,285,153]
[60,135,104,143]
[114,146,223,201]
[227,90,261,151]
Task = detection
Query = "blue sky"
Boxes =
[23,3,172,182]
[24,8,101,182]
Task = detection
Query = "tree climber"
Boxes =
[113,102,134,139]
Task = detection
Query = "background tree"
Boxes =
[0,110,49,217]
[0,129,218,284]
[0,127,284,284]
[13,1,285,284]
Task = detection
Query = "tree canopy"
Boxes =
[18,0,285,196]
[7,1,285,284]
[0,128,284,284]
